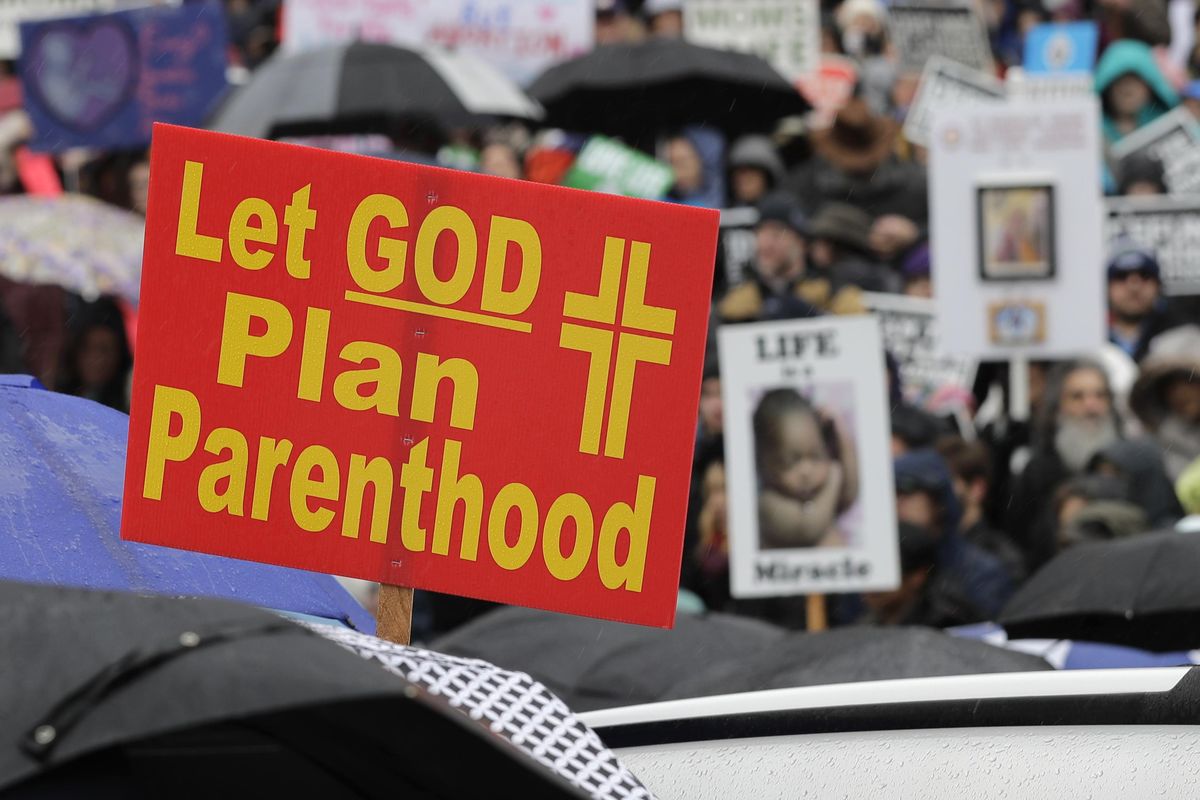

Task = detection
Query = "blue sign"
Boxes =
[19,2,228,152]
[1024,22,1098,74]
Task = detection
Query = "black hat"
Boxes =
[756,192,808,236]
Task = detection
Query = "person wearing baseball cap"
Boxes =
[1106,239,1180,362]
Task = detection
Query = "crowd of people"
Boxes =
[1,0,1199,638]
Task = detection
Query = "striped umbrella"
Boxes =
[0,194,143,302]
[209,42,542,142]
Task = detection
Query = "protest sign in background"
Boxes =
[887,1,993,74]
[562,136,674,199]
[1005,68,1093,103]
[862,292,977,408]
[0,0,166,58]
[930,99,1105,359]
[796,54,858,129]
[121,125,718,628]
[904,55,1003,147]
[683,0,821,81]
[1111,107,1200,196]
[1023,21,1098,74]
[1107,195,1200,296]
[718,316,899,598]
[281,0,592,86]
[19,2,227,152]
[717,206,758,293]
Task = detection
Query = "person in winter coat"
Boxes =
[1088,438,1184,528]
[889,450,1016,625]
[1007,359,1125,570]
[716,193,866,324]
[787,98,928,225]
[807,203,902,294]
[726,135,785,208]
[1095,39,1178,146]
[1129,356,1200,482]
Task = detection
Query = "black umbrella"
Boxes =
[209,42,541,143]
[528,38,809,141]
[1000,531,1200,651]
[433,607,786,711]
[661,627,1052,700]
[0,581,582,799]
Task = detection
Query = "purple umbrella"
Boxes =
[0,375,373,631]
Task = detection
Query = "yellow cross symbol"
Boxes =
[560,236,676,459]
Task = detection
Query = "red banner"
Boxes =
[121,125,717,627]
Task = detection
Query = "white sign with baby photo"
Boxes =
[718,316,900,598]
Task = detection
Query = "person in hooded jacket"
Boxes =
[726,135,785,208]
[1087,438,1184,528]
[1095,39,1178,146]
[1130,355,1200,482]
[890,450,1016,625]
[1007,359,1126,571]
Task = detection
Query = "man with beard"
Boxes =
[1006,360,1123,571]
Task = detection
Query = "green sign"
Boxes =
[563,136,674,199]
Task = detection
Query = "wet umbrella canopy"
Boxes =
[433,607,786,711]
[1000,531,1200,651]
[660,627,1052,699]
[209,41,542,142]
[0,581,583,799]
[528,38,809,141]
[0,376,373,630]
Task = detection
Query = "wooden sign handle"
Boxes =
[376,584,414,645]
[806,593,827,632]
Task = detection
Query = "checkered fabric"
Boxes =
[310,624,654,800]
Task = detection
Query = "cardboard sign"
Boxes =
[0,0,167,58]
[683,0,820,80]
[795,54,857,130]
[718,316,898,597]
[929,99,1105,358]
[281,0,592,86]
[1107,195,1200,296]
[904,55,1003,148]
[717,207,758,292]
[1023,21,1097,74]
[562,136,674,200]
[1005,67,1093,103]
[861,292,977,408]
[120,125,718,628]
[887,1,993,74]
[1111,108,1200,196]
[19,2,227,152]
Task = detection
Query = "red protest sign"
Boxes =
[121,125,716,628]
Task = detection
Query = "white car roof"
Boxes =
[581,668,1192,729]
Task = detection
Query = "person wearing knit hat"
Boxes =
[726,135,785,207]
[900,242,932,298]
[1116,151,1167,196]
[716,192,869,323]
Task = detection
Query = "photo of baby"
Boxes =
[977,184,1056,281]
[752,386,860,550]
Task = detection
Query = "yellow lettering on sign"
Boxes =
[175,161,222,262]
[143,385,201,500]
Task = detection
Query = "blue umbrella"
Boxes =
[949,623,1198,669]
[0,375,374,632]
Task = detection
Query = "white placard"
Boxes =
[862,292,978,406]
[904,55,1004,147]
[281,0,593,86]
[1005,66,1093,103]
[930,99,1105,359]
[718,316,899,597]
[683,0,821,80]
[1106,195,1200,296]
[1110,107,1200,196]
[887,1,994,74]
